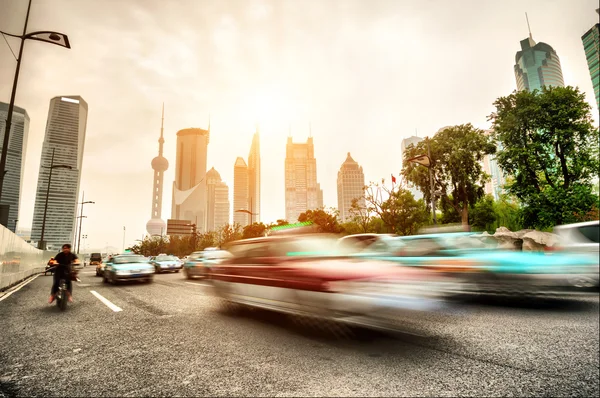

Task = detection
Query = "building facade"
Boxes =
[400,135,424,200]
[171,127,209,232]
[247,130,261,223]
[336,153,365,222]
[284,136,323,222]
[0,102,30,233]
[31,96,88,250]
[206,167,230,231]
[233,157,249,227]
[582,9,600,109]
[146,105,168,236]
[514,34,564,92]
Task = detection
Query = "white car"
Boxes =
[553,221,599,288]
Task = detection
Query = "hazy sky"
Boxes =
[0,0,598,251]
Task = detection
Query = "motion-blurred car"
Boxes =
[553,221,599,288]
[207,234,460,332]
[103,254,154,284]
[354,232,599,296]
[337,233,396,254]
[150,254,183,273]
[183,249,232,279]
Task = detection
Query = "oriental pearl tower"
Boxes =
[146,104,169,236]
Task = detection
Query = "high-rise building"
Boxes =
[336,153,365,222]
[206,167,230,231]
[248,130,261,223]
[480,131,506,200]
[400,135,424,200]
[582,9,600,109]
[233,157,249,226]
[285,136,323,222]
[31,96,88,249]
[171,127,209,232]
[0,102,29,233]
[514,21,564,92]
[146,105,168,236]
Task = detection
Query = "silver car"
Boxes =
[553,221,599,288]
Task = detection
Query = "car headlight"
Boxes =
[115,270,129,275]
[143,269,154,274]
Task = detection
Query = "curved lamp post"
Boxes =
[38,148,72,250]
[235,197,259,225]
[0,0,71,223]
[76,192,94,254]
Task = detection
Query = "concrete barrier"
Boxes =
[0,224,52,291]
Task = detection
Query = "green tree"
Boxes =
[297,208,343,233]
[490,86,600,228]
[348,197,371,233]
[491,194,523,231]
[217,223,243,246]
[469,195,497,231]
[197,231,218,250]
[402,124,496,226]
[242,222,268,239]
[364,180,430,235]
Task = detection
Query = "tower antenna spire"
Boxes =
[160,103,164,139]
[525,12,532,39]
[208,113,211,132]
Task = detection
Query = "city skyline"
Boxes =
[0,0,597,250]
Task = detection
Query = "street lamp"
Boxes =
[406,138,437,225]
[76,192,94,254]
[235,197,259,225]
[0,0,71,224]
[38,148,72,250]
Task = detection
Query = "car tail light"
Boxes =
[545,245,562,252]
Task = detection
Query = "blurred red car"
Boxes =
[207,234,460,332]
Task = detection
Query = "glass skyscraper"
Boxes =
[31,96,88,249]
[582,9,600,109]
[514,35,564,92]
[0,103,30,233]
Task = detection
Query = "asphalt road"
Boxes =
[1,268,598,397]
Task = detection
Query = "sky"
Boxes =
[0,0,598,251]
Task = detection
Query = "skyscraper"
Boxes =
[514,18,564,92]
[206,167,230,231]
[480,130,506,201]
[337,153,365,222]
[146,105,168,236]
[285,136,323,222]
[400,135,424,200]
[233,157,249,227]
[171,127,209,232]
[582,9,600,109]
[248,129,261,223]
[32,96,88,249]
[0,102,29,233]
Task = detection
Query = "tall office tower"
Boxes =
[206,167,230,231]
[336,153,366,222]
[582,9,600,109]
[146,105,168,236]
[480,130,506,201]
[400,135,424,200]
[514,17,564,92]
[171,127,209,232]
[0,102,30,232]
[31,96,88,249]
[284,136,323,222]
[247,130,261,223]
[233,157,249,226]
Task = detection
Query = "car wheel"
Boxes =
[175,269,180,273]
[185,269,192,280]
[102,274,108,284]
[155,267,161,274]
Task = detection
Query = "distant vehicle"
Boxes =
[183,250,232,279]
[553,221,599,288]
[103,254,154,284]
[337,233,396,254]
[90,253,104,276]
[151,255,183,273]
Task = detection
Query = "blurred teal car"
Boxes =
[352,233,598,296]
[103,255,154,284]
[183,249,232,279]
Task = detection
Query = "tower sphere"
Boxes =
[151,156,169,172]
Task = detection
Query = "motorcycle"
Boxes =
[46,264,79,310]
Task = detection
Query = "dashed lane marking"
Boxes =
[90,290,123,312]
[185,282,212,287]
[0,274,40,302]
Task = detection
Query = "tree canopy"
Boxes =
[297,208,343,233]
[490,86,600,228]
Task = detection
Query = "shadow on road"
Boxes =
[460,294,599,312]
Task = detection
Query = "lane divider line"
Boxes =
[185,282,212,287]
[90,290,123,312]
[0,274,40,302]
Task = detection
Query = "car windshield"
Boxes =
[188,253,204,260]
[114,256,148,264]
[156,256,177,261]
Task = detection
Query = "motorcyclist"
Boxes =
[48,244,80,304]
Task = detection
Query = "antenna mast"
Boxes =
[525,12,532,39]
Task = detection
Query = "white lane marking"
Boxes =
[185,282,212,287]
[0,274,40,302]
[90,290,123,312]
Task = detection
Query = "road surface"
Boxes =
[1,269,598,397]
